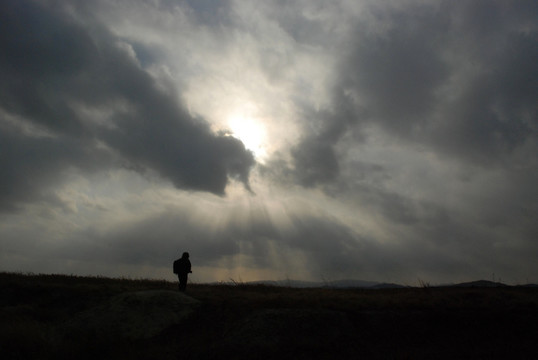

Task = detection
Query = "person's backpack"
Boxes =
[173,259,180,274]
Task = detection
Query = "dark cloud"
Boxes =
[0,0,254,211]
[71,211,242,269]
[276,98,358,187]
[252,0,538,283]
[358,0,536,160]
[183,0,233,27]
[283,0,537,186]
[51,197,500,282]
[291,138,339,187]
[44,202,369,279]
[0,121,110,212]
[345,3,450,130]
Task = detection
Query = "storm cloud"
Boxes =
[0,0,254,212]
[288,0,537,184]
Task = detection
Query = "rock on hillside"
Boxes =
[63,290,200,340]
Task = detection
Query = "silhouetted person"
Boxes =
[173,252,192,292]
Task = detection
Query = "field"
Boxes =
[1,272,537,359]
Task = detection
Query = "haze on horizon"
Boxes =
[1,0,537,285]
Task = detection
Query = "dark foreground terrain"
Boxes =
[1,273,537,359]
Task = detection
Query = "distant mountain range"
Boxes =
[224,279,538,289]
[224,279,408,289]
[446,280,508,288]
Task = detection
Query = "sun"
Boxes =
[227,114,267,160]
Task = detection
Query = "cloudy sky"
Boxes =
[1,0,537,285]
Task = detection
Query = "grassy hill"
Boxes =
[2,272,538,359]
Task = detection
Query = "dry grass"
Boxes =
[2,272,538,359]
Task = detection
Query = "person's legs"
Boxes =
[178,274,187,291]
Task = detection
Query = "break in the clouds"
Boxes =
[1,0,537,285]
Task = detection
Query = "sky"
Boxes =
[1,0,537,285]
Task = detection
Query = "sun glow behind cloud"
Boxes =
[228,114,267,161]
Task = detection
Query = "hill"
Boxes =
[2,272,538,359]
[236,278,383,288]
[451,279,508,287]
[235,278,538,289]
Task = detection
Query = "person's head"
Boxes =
[182,252,189,259]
